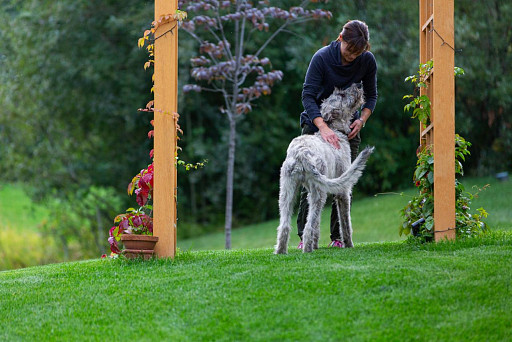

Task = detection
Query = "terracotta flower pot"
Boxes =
[120,234,159,260]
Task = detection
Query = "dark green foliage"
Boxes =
[0,0,154,198]
[0,0,156,255]
[454,0,512,174]
[176,0,423,230]
[1,0,510,239]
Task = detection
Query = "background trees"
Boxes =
[1,0,510,253]
[178,0,331,248]
[0,0,154,256]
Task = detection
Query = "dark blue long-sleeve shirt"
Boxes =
[300,41,378,130]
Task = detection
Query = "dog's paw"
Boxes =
[303,246,314,253]
[274,246,288,255]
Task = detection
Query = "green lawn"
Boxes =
[1,231,511,341]
[179,176,511,251]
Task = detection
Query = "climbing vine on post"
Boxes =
[400,62,489,241]
[107,9,206,258]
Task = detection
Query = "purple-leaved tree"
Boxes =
[179,0,331,249]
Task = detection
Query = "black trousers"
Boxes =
[296,124,361,241]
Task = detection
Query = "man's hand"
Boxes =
[348,108,371,140]
[313,117,340,149]
[348,119,363,140]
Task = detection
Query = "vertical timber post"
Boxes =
[153,0,178,257]
[419,0,456,241]
[432,0,455,241]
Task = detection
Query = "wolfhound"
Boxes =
[274,83,374,254]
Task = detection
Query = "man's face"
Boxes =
[340,40,364,63]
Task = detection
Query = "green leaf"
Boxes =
[424,217,434,231]
[427,171,434,184]
[415,167,427,180]
[422,200,434,216]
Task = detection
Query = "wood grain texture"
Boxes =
[419,0,455,240]
[432,0,455,241]
[153,0,178,257]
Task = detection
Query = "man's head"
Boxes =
[337,20,371,63]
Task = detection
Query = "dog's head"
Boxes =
[320,83,365,123]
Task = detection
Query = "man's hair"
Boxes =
[337,20,371,53]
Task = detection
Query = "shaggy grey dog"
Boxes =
[274,83,374,254]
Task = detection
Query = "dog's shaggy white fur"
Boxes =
[274,83,374,254]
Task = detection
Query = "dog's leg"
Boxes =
[274,172,299,254]
[303,188,326,253]
[336,192,354,248]
[312,207,321,250]
[313,224,320,250]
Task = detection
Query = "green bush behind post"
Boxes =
[0,229,61,270]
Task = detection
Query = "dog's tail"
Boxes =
[310,146,374,194]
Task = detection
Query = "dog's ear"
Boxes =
[322,89,341,122]
[320,100,333,122]
[355,83,365,107]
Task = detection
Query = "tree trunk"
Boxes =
[225,117,236,249]
[186,110,198,218]
[60,235,69,260]
[95,206,106,255]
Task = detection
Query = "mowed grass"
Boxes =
[1,231,511,341]
[179,176,512,251]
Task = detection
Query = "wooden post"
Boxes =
[153,0,178,257]
[419,0,456,241]
[432,0,455,241]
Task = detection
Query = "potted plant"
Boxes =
[108,163,158,259]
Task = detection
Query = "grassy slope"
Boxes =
[1,232,511,341]
[179,176,511,250]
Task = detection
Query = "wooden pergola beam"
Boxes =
[153,0,178,258]
[419,0,456,241]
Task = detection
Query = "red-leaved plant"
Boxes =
[128,163,154,207]
[108,163,154,254]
